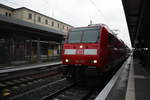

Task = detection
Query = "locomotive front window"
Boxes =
[82,30,99,43]
[68,31,82,43]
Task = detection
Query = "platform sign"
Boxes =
[53,49,58,55]
[48,49,53,56]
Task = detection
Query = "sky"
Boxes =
[0,0,132,48]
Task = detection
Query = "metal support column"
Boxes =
[11,37,15,63]
[37,38,41,63]
[58,43,62,55]
[30,39,32,62]
[134,0,146,47]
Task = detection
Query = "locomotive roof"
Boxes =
[69,24,104,31]
[70,27,100,31]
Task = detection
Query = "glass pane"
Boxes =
[68,31,82,43]
[82,30,99,43]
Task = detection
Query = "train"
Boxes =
[61,24,129,79]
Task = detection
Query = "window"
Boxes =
[28,13,32,19]
[82,30,99,43]
[52,21,54,26]
[57,23,59,28]
[68,27,100,43]
[38,16,41,22]
[9,13,11,16]
[5,12,8,16]
[68,31,82,43]
[45,19,48,24]
[108,34,112,44]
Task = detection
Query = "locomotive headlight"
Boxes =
[80,45,83,48]
[93,60,97,64]
[65,59,69,62]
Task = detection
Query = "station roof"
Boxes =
[0,15,64,42]
[122,0,150,48]
[0,3,14,10]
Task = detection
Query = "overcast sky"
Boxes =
[0,0,131,48]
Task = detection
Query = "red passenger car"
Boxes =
[62,24,128,77]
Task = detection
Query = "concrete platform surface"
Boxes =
[100,56,150,100]
[0,61,62,74]
[131,58,150,100]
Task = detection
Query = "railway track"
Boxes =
[42,73,110,100]
[9,78,74,100]
[0,59,126,100]
[0,65,65,100]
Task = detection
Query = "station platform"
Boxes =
[125,57,150,100]
[95,56,150,100]
[0,61,62,74]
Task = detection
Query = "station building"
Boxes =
[0,4,72,65]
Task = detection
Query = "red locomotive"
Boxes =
[62,24,129,78]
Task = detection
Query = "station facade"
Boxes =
[0,4,72,65]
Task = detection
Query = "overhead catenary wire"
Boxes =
[42,0,54,17]
[42,0,79,25]
[88,0,110,25]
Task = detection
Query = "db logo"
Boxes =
[76,49,84,54]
